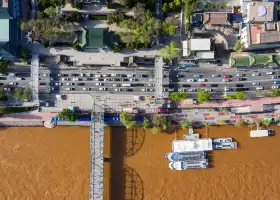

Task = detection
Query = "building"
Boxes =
[182,38,215,59]
[0,0,20,60]
[203,13,231,26]
[241,1,280,49]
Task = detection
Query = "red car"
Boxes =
[157,108,169,113]
[224,75,230,78]
[200,83,205,86]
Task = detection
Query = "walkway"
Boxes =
[31,55,40,106]
[154,57,163,99]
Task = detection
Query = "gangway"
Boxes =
[89,99,105,200]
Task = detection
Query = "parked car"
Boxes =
[66,82,75,85]
[212,74,220,78]
[198,79,207,82]
[99,87,107,91]
[272,85,279,89]
[187,79,195,82]
[252,73,261,76]
[55,82,62,86]
[266,72,274,75]
[182,84,191,87]
[62,78,71,81]
[236,74,246,77]
[194,74,202,78]
[65,88,75,91]
[148,83,155,86]
[223,79,231,82]
[274,81,280,84]
[224,75,230,78]
[225,88,233,91]
[188,88,197,92]
[77,83,85,86]
[83,88,91,91]
[238,78,247,81]
[272,76,280,79]
[256,86,264,90]
[178,88,186,92]
[114,88,122,91]
[252,82,260,85]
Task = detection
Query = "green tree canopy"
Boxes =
[180,120,192,130]
[0,87,6,99]
[221,2,227,8]
[152,127,163,135]
[152,114,167,131]
[197,90,211,103]
[162,18,176,35]
[23,88,32,101]
[0,61,8,73]
[57,108,77,122]
[107,12,125,25]
[158,41,180,61]
[142,116,150,129]
[170,92,188,101]
[224,94,234,100]
[120,112,137,129]
[20,46,30,60]
[269,89,280,97]
[15,88,22,100]
[235,91,245,99]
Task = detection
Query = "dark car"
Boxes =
[182,84,191,87]
[39,82,46,86]
[236,84,244,87]
[236,88,249,91]
[77,83,85,86]
[239,78,247,81]
[72,73,79,76]
[86,78,93,81]
[211,84,219,87]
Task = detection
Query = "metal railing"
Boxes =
[89,99,105,200]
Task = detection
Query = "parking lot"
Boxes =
[0,71,31,92]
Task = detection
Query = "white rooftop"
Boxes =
[0,19,9,42]
[172,139,213,152]
[190,39,211,51]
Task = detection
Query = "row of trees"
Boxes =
[15,88,32,101]
[170,90,211,103]
[205,2,227,9]
[57,108,77,122]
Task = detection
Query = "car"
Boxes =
[0,77,7,80]
[62,74,69,77]
[194,74,202,78]
[142,88,149,92]
[80,73,86,77]
[212,74,220,78]
[55,82,62,86]
[122,79,129,81]
[114,88,122,91]
[127,74,135,77]
[99,87,107,91]
[62,78,71,81]
[236,88,249,91]
[3,87,10,91]
[198,79,207,82]
[125,88,133,92]
[199,83,205,86]
[86,78,93,81]
[102,74,111,77]
[130,78,137,81]
[266,72,274,75]
[65,88,74,91]
[112,84,121,87]
[73,78,81,81]
[208,60,217,65]
[187,79,195,82]
[72,73,79,76]
[140,74,148,77]
[237,74,246,77]
[272,85,279,89]
[66,82,75,85]
[77,83,85,86]
[149,88,155,92]
[223,79,231,82]
[168,88,175,92]
[163,88,168,92]
[39,82,46,86]
[16,77,25,80]
[111,74,116,77]
[148,83,155,86]
[274,81,280,84]
[9,82,17,85]
[189,88,197,92]
[95,78,103,81]
[95,75,101,77]
[83,88,91,91]
[43,74,49,77]
[104,78,113,81]
[112,78,120,81]
[252,82,260,85]
[96,83,104,86]
[86,73,92,77]
[256,86,264,90]
[238,78,247,81]
[224,75,230,78]
[211,84,219,87]
[272,76,280,79]
[225,88,233,91]
[252,73,261,76]
[182,84,191,87]
[0,73,8,76]
[120,74,127,77]
[204,88,212,92]
[178,88,186,92]
[176,74,185,78]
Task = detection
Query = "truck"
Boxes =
[250,129,274,137]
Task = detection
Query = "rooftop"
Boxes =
[247,2,274,22]
[203,13,230,25]
[190,38,211,51]
[85,28,113,49]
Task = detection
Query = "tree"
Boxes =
[269,89,280,97]
[197,90,211,103]
[152,114,167,131]
[233,40,243,52]
[168,2,174,9]
[0,60,8,73]
[107,12,125,25]
[224,94,234,100]
[205,2,212,9]
[15,88,22,100]
[162,3,168,12]
[0,106,6,115]
[213,2,219,9]
[235,120,245,128]
[73,44,82,51]
[20,46,30,61]
[120,112,137,129]
[262,119,271,127]
[162,18,176,36]
[158,41,180,61]
[221,2,227,8]
[219,120,227,125]
[174,0,181,7]
[170,92,188,101]
[0,87,5,99]
[58,108,77,122]
[180,120,191,129]
[235,91,245,99]
[142,116,150,129]
[152,127,162,135]
[71,2,82,9]
[23,88,31,101]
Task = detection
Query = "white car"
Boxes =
[96,83,103,86]
[65,88,74,91]
[62,78,70,81]
[266,72,274,75]
[83,88,91,91]
[236,74,246,77]
[187,79,195,82]
[73,78,79,81]
[102,74,110,77]
[142,88,148,92]
[43,74,49,76]
[55,82,62,86]
[272,85,279,89]
[9,82,17,85]
[66,82,74,85]
[99,87,107,91]
[189,88,197,92]
[252,82,260,85]
[256,87,264,90]
[114,88,122,91]
[57,74,61,77]
[148,83,155,86]
[223,79,230,82]
[95,75,101,77]
[212,74,220,77]
[198,79,207,82]
[204,88,212,92]
[178,88,186,92]
[16,77,24,80]
[252,73,261,76]
[168,88,175,92]
[112,84,120,87]
[149,88,155,92]
[80,73,86,77]
[127,74,135,77]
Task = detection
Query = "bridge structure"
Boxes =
[89,99,105,200]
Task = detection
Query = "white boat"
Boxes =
[169,161,209,170]
[213,138,233,143]
[213,142,238,150]
[165,151,206,162]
